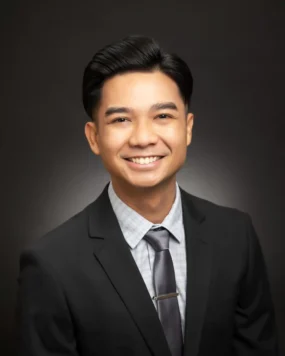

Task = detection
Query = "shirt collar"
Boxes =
[108,180,183,249]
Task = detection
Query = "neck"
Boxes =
[111,177,177,224]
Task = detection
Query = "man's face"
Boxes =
[85,70,194,190]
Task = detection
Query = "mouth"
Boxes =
[124,156,164,162]
[123,156,165,169]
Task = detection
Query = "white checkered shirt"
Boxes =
[108,180,187,336]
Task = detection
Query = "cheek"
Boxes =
[98,132,127,161]
[163,126,187,148]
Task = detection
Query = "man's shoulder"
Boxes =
[22,203,90,262]
[181,190,255,254]
[182,186,247,215]
[180,187,251,232]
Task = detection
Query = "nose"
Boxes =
[128,120,158,147]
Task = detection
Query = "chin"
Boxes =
[124,176,173,190]
[130,182,160,189]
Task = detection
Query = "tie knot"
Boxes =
[144,227,170,252]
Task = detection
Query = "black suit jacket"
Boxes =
[16,182,281,355]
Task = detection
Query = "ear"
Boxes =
[84,121,101,155]
[186,113,194,146]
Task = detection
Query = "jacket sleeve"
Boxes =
[15,248,79,356]
[233,214,282,356]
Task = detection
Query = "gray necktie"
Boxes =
[144,227,183,356]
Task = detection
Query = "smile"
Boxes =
[124,156,164,169]
[126,156,162,164]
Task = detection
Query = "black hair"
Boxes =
[82,35,193,122]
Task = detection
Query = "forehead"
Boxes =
[99,71,183,109]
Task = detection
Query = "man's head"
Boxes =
[83,35,194,191]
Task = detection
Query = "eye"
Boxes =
[157,113,172,119]
[111,117,129,123]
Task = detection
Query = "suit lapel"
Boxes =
[180,187,213,356]
[87,183,171,356]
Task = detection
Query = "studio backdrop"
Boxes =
[1,0,284,355]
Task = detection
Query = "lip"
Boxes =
[124,157,164,170]
[124,156,164,159]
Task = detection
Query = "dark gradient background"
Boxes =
[1,0,284,355]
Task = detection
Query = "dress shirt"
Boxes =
[108,180,187,336]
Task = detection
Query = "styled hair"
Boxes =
[82,35,193,122]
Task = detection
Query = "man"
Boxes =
[16,35,281,355]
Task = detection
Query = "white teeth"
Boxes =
[129,156,161,164]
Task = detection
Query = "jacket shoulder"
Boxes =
[180,188,252,242]
[182,188,249,219]
[21,204,90,262]
[181,190,256,260]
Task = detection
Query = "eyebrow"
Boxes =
[104,101,179,117]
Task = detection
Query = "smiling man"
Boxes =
[85,70,193,225]
[17,35,280,356]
